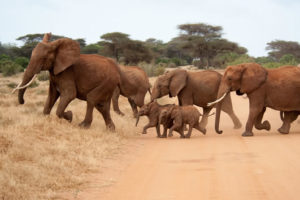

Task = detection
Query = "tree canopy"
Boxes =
[266,40,300,61]
[1,21,299,77]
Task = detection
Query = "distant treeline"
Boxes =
[1,23,300,77]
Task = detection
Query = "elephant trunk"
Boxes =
[17,68,39,104]
[135,113,141,126]
[213,80,230,134]
[215,101,223,134]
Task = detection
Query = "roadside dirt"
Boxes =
[71,94,300,200]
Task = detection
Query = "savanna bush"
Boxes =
[14,57,29,69]
[0,60,23,76]
[138,62,166,77]
[38,71,49,81]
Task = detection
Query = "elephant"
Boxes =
[135,101,175,137]
[112,65,151,118]
[14,33,121,130]
[151,69,242,132]
[209,63,300,136]
[159,105,206,138]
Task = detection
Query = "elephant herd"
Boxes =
[13,33,300,137]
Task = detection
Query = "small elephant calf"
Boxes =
[160,105,206,138]
[135,101,177,137]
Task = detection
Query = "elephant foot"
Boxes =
[180,135,186,139]
[64,111,73,122]
[168,132,173,137]
[233,121,242,129]
[142,130,147,134]
[242,131,254,137]
[79,121,91,129]
[115,110,125,116]
[278,127,289,134]
[106,123,116,132]
[185,134,191,138]
[263,120,271,131]
[255,120,271,131]
[160,135,167,138]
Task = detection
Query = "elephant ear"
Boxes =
[240,63,268,93]
[52,38,80,75]
[169,70,188,97]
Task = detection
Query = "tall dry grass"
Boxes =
[0,73,153,199]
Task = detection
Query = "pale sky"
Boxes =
[1,0,299,57]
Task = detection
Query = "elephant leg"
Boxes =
[278,111,298,134]
[95,101,115,131]
[80,81,116,130]
[56,94,75,122]
[185,124,194,138]
[155,123,161,137]
[142,122,156,134]
[170,123,185,138]
[199,107,212,132]
[221,95,242,129]
[254,107,271,131]
[79,101,94,128]
[112,87,125,116]
[242,98,264,137]
[43,81,60,115]
[161,125,168,138]
[128,98,138,118]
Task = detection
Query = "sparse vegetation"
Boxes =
[0,74,145,199]
[37,71,49,81]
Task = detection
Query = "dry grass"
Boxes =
[0,73,150,199]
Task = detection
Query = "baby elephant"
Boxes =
[160,105,206,138]
[135,101,175,137]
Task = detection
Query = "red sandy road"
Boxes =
[75,95,300,200]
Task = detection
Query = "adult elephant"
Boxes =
[112,65,151,118]
[210,63,300,136]
[14,33,120,130]
[151,69,242,132]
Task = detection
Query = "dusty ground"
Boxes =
[72,93,300,200]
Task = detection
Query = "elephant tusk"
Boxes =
[207,93,227,107]
[12,74,37,94]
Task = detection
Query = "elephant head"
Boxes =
[135,101,154,126]
[16,33,80,104]
[211,63,268,134]
[151,69,188,101]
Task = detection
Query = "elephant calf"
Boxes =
[135,101,176,137]
[160,105,206,138]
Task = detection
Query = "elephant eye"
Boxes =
[227,77,232,81]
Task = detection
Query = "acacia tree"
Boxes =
[266,40,300,61]
[177,23,247,68]
[100,32,130,61]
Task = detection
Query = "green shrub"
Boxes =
[154,65,165,76]
[262,62,282,68]
[225,54,255,66]
[29,80,39,88]
[279,54,298,65]
[7,82,17,88]
[14,57,29,69]
[0,60,23,76]
[38,71,49,81]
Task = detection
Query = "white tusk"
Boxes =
[11,82,22,94]
[207,93,227,107]
[11,74,37,94]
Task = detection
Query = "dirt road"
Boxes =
[75,94,300,200]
